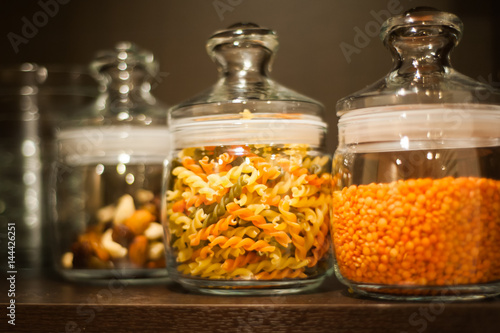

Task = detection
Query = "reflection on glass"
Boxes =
[0,63,46,269]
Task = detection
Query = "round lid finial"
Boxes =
[380,7,463,43]
[90,41,158,80]
[206,22,278,56]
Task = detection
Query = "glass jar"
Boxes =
[39,65,100,270]
[163,23,332,294]
[332,8,500,300]
[0,63,47,270]
[52,42,170,281]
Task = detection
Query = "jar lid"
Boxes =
[91,41,158,83]
[67,42,167,127]
[0,63,47,95]
[57,43,170,164]
[169,23,325,147]
[337,7,500,115]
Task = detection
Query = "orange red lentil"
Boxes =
[332,177,500,287]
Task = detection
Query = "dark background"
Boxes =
[0,4,499,331]
[1,0,499,154]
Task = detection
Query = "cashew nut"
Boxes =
[97,204,115,224]
[144,222,164,240]
[113,194,135,225]
[135,189,154,204]
[61,252,73,269]
[101,228,127,259]
[147,241,165,261]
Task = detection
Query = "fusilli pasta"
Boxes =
[165,144,332,281]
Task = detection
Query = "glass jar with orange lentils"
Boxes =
[332,8,500,300]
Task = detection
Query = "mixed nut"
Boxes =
[61,190,166,270]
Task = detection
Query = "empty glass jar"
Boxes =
[0,64,47,270]
[332,8,500,300]
[39,65,100,270]
[163,23,332,294]
[52,42,170,281]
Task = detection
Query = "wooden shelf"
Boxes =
[3,270,500,332]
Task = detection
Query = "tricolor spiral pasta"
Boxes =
[165,144,332,281]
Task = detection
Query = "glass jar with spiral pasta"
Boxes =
[163,23,332,294]
[332,8,500,300]
[52,42,170,281]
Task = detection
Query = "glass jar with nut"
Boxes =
[52,42,170,281]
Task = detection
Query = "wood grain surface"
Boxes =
[2,270,500,333]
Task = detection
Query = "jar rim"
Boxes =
[380,7,463,43]
[172,115,327,149]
